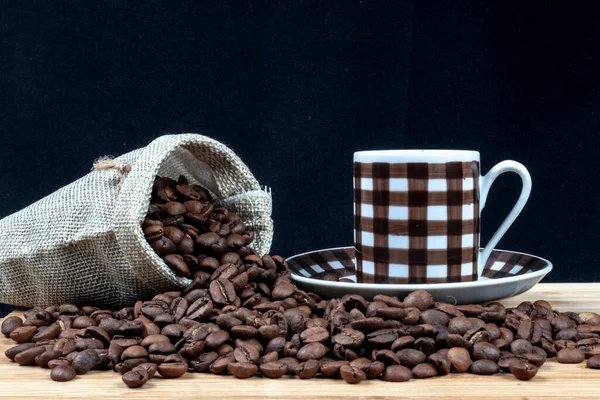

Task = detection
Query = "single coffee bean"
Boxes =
[234,344,260,364]
[228,362,258,379]
[121,345,148,360]
[556,348,585,364]
[72,316,97,329]
[447,347,472,373]
[294,359,320,379]
[300,327,330,344]
[209,278,236,305]
[10,326,38,343]
[588,355,600,369]
[297,342,328,361]
[158,362,188,378]
[1,316,23,337]
[205,330,231,348]
[470,359,499,375]
[508,360,538,380]
[164,254,190,277]
[50,364,77,382]
[122,367,150,388]
[366,329,399,347]
[397,349,426,369]
[510,339,533,355]
[259,361,287,378]
[403,290,434,311]
[412,363,438,379]
[14,346,46,365]
[334,328,365,348]
[521,352,546,368]
[472,342,501,362]
[382,365,412,382]
[71,349,100,375]
[340,365,366,384]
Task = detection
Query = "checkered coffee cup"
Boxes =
[353,150,532,283]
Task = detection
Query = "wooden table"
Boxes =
[1,283,599,399]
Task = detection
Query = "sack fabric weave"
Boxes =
[0,134,273,308]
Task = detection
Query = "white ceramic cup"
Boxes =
[353,150,532,283]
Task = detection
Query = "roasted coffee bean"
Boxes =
[397,349,426,369]
[228,362,258,379]
[412,363,438,379]
[363,360,385,379]
[35,349,62,368]
[10,326,37,343]
[1,316,23,337]
[14,346,46,365]
[32,324,60,342]
[509,360,538,380]
[428,352,451,375]
[205,329,230,348]
[366,329,399,347]
[557,348,585,364]
[373,349,400,365]
[278,357,300,376]
[71,349,100,375]
[300,327,329,344]
[259,361,287,378]
[448,347,471,373]
[470,359,499,375]
[334,328,365,348]
[319,360,349,378]
[391,336,415,352]
[122,367,150,388]
[190,352,219,372]
[121,345,148,360]
[511,339,533,355]
[472,342,501,362]
[158,361,189,378]
[50,364,77,382]
[382,365,412,382]
[4,342,35,361]
[296,342,328,361]
[340,365,366,384]
[294,359,320,379]
[73,316,97,329]
[588,355,600,369]
[521,352,546,368]
[210,278,236,305]
[234,343,260,364]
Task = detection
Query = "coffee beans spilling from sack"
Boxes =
[3,176,600,387]
[144,175,256,279]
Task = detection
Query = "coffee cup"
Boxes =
[353,150,531,283]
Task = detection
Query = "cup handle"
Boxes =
[478,160,532,275]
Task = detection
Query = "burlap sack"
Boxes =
[0,134,273,308]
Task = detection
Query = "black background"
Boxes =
[1,2,599,316]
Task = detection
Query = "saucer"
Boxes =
[286,247,552,304]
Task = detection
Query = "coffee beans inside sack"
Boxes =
[3,172,600,388]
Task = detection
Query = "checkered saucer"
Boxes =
[287,246,552,304]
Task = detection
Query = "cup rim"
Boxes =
[354,149,480,163]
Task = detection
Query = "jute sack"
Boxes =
[0,134,273,308]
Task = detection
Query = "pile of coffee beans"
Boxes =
[2,175,600,388]
[144,175,254,278]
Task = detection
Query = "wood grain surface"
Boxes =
[1,283,599,399]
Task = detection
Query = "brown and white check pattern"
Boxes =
[287,247,547,282]
[354,161,481,284]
